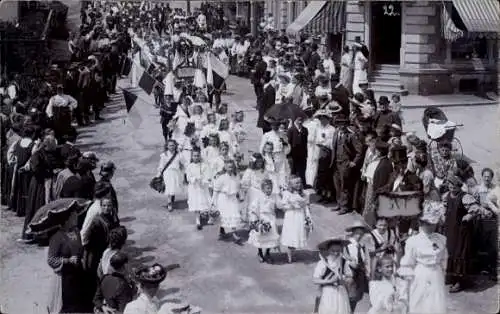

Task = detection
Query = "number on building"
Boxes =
[383,4,400,16]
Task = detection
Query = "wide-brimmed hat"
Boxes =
[390,123,402,132]
[314,109,332,119]
[327,101,343,114]
[158,302,202,314]
[345,220,370,233]
[420,201,445,224]
[82,151,99,161]
[134,263,167,285]
[446,174,463,187]
[317,237,350,252]
[100,161,116,174]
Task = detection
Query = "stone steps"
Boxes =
[369,64,409,96]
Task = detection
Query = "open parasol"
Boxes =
[179,33,207,46]
[28,198,92,235]
[265,102,308,122]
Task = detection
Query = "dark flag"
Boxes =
[122,89,144,128]
[138,70,157,95]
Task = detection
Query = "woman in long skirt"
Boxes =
[47,210,86,313]
[212,159,243,244]
[398,201,448,313]
[279,176,312,263]
[157,140,184,212]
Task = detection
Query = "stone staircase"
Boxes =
[369,64,409,96]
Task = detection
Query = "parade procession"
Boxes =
[0,0,499,313]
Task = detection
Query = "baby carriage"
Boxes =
[422,106,463,158]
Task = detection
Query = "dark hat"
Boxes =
[134,263,167,285]
[100,161,116,174]
[390,145,408,163]
[345,220,370,233]
[317,237,350,252]
[375,140,390,152]
[378,96,390,106]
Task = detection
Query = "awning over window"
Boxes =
[286,1,328,36]
[303,1,345,35]
[452,0,500,33]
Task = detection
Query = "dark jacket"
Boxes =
[257,84,275,129]
[94,272,136,312]
[251,60,267,85]
[287,126,308,159]
[330,127,364,168]
[372,157,394,192]
[373,111,402,131]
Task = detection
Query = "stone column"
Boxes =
[280,1,287,30]
[345,0,366,46]
[288,1,294,26]
[250,0,256,35]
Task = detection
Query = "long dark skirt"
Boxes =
[315,150,333,193]
[12,170,33,217]
[446,222,474,283]
[1,163,14,207]
[22,177,46,239]
[472,217,498,274]
[60,266,87,313]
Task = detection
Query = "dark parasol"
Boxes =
[265,101,308,122]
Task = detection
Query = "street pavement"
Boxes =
[0,76,498,314]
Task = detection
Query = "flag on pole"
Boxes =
[138,68,157,95]
[123,89,145,128]
[441,4,464,42]
[203,52,229,90]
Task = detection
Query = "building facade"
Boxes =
[344,0,498,95]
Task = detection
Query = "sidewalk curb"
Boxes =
[403,101,498,109]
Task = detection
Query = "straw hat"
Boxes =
[313,109,332,119]
[327,100,343,114]
[345,220,370,233]
[134,263,167,285]
[317,237,350,252]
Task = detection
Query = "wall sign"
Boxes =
[383,3,401,17]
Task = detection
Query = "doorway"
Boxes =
[371,1,402,65]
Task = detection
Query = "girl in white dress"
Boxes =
[212,159,243,244]
[156,140,184,212]
[177,122,200,166]
[200,112,218,146]
[229,111,246,155]
[171,96,192,143]
[398,201,448,314]
[368,256,408,314]
[189,105,206,137]
[241,153,267,223]
[248,179,280,263]
[215,103,229,129]
[217,119,236,154]
[313,238,352,314]
[280,176,313,263]
[185,149,211,230]
[262,142,281,195]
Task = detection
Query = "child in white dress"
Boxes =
[229,111,246,155]
[217,119,237,154]
[262,142,281,195]
[248,179,280,263]
[280,176,313,263]
[241,153,267,223]
[215,103,229,129]
[364,217,400,275]
[200,113,218,147]
[212,159,243,244]
[313,238,352,314]
[398,201,448,314]
[189,105,206,136]
[177,122,200,166]
[202,134,221,184]
[156,140,184,212]
[185,149,211,230]
[368,256,408,314]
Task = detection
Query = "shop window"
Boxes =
[451,37,488,60]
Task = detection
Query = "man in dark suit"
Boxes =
[287,116,309,187]
[307,43,321,75]
[373,96,401,141]
[330,115,364,214]
[257,71,275,134]
[251,51,267,106]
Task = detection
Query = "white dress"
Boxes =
[279,191,311,248]
[230,122,246,154]
[185,162,211,212]
[313,257,352,314]
[213,173,242,229]
[177,134,199,166]
[398,232,448,314]
[241,169,268,220]
[200,123,218,141]
[247,191,280,249]
[171,106,191,143]
[157,151,184,196]
[189,114,206,136]
[201,146,222,186]
[263,154,281,195]
[367,277,408,314]
[353,51,368,95]
[303,119,320,186]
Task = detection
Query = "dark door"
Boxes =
[371,1,402,64]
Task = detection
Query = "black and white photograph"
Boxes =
[0,0,498,313]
